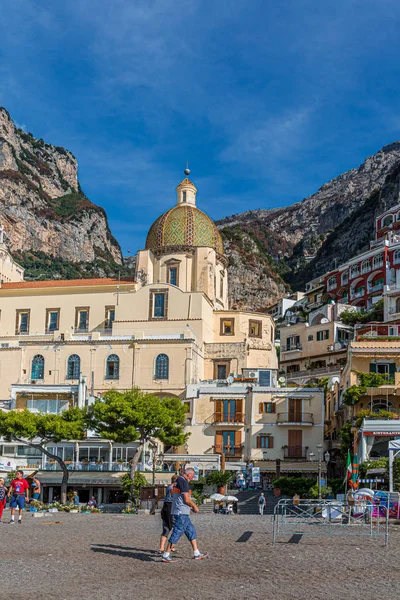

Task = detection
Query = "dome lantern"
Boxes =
[145,177,224,256]
[176,178,197,207]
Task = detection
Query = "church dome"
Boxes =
[145,178,224,255]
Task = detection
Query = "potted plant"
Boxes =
[205,471,233,495]
[81,504,91,514]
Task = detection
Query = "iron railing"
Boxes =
[283,446,309,459]
[205,413,245,425]
[277,413,314,425]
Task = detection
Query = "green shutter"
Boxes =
[370,362,377,373]
[389,363,396,378]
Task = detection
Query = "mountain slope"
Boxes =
[0,107,122,277]
[219,142,400,306]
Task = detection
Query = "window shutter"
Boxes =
[271,403,276,413]
[256,436,261,449]
[370,362,377,373]
[269,436,274,449]
[259,402,264,413]
[215,431,223,453]
[389,363,396,378]
[234,430,241,449]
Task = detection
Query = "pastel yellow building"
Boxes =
[0,178,277,401]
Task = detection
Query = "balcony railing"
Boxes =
[43,461,131,471]
[283,446,308,460]
[282,343,302,353]
[276,412,314,425]
[213,445,243,460]
[350,289,365,299]
[367,282,384,293]
[205,413,245,425]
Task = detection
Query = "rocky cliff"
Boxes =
[219,142,400,308]
[0,108,122,277]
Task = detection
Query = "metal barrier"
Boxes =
[272,499,389,546]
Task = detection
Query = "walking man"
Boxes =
[258,492,266,516]
[162,467,208,563]
[8,470,29,524]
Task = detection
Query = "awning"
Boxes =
[34,471,125,486]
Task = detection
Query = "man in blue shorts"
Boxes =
[8,470,30,525]
[162,467,208,563]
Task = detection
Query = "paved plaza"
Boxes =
[1,511,399,600]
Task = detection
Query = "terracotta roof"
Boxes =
[0,278,135,290]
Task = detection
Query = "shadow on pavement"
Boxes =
[288,534,303,544]
[91,544,161,562]
[236,531,253,543]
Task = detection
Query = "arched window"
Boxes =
[67,354,80,380]
[106,354,119,380]
[394,250,400,265]
[155,354,169,379]
[396,298,400,314]
[31,355,44,380]
[327,276,337,291]
[361,260,371,274]
[382,215,394,228]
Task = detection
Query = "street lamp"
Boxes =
[316,443,323,499]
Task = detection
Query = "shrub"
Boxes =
[271,476,315,497]
[205,471,234,488]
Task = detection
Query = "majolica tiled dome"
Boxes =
[145,179,224,255]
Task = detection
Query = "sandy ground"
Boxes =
[0,509,398,600]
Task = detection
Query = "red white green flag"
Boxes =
[346,450,352,482]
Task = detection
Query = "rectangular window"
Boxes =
[259,402,275,413]
[154,293,165,317]
[168,267,178,286]
[256,436,274,449]
[15,310,30,335]
[75,308,89,332]
[46,308,60,332]
[249,320,262,338]
[149,289,168,319]
[316,329,329,341]
[220,318,234,336]
[105,306,115,330]
[213,361,230,380]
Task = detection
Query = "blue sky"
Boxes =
[1,0,400,255]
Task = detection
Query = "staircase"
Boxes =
[232,490,281,515]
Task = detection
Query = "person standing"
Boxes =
[8,470,29,524]
[159,474,178,553]
[31,476,41,501]
[0,478,8,522]
[73,491,80,506]
[258,492,266,516]
[162,468,208,563]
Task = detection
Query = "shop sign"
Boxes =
[252,467,260,483]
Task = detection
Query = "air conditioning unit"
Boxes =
[248,371,257,379]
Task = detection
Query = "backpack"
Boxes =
[0,486,6,501]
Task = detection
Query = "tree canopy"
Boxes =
[0,407,86,503]
[88,388,188,479]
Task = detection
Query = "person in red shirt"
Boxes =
[8,470,29,524]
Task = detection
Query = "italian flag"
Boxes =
[346,450,352,482]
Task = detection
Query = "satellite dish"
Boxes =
[278,376,286,383]
[320,318,329,323]
[227,375,234,384]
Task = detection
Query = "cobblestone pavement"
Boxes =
[1,510,399,600]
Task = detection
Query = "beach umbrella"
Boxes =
[222,495,239,502]
[210,493,225,501]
